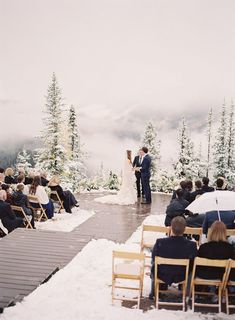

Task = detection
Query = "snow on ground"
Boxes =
[35,208,95,232]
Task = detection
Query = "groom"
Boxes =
[135,147,152,204]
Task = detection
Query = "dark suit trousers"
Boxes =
[135,173,143,197]
[141,174,151,203]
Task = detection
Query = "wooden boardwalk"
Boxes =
[0,192,170,312]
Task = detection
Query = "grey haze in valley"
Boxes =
[1,0,235,172]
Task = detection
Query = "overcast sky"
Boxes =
[1,0,235,173]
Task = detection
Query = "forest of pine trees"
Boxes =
[13,74,235,193]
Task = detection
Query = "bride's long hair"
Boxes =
[126,150,132,162]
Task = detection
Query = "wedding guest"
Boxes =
[197,221,234,280]
[201,177,214,193]
[0,167,5,183]
[4,167,15,184]
[149,217,197,299]
[12,183,35,228]
[0,190,23,233]
[202,209,235,237]
[40,170,49,187]
[16,174,30,195]
[24,169,35,185]
[29,176,54,219]
[1,184,13,204]
[216,177,227,190]
[171,180,190,201]
[189,180,203,203]
[48,176,78,213]
[165,189,189,226]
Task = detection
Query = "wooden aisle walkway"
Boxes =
[0,192,170,313]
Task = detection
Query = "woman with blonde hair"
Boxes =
[48,176,78,213]
[4,168,15,184]
[197,221,234,279]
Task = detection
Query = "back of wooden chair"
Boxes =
[112,251,145,308]
[154,257,189,311]
[50,191,64,213]
[141,225,170,251]
[226,229,235,237]
[11,205,33,229]
[184,227,202,246]
[28,195,48,222]
[190,257,230,313]
[223,259,235,314]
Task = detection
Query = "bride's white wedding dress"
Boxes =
[95,159,137,205]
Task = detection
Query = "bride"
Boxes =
[95,150,137,205]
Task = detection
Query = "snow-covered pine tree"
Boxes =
[193,142,207,179]
[227,100,235,185]
[174,117,197,179]
[65,105,87,191]
[141,121,161,190]
[16,149,32,173]
[37,73,66,175]
[213,101,228,178]
[206,108,213,177]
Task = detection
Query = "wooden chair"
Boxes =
[224,259,235,314]
[190,257,229,312]
[50,191,64,213]
[141,225,170,268]
[112,251,145,308]
[184,227,202,246]
[226,229,235,237]
[28,195,48,222]
[154,257,189,311]
[11,205,33,229]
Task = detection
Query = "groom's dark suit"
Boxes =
[140,154,152,203]
[133,155,143,197]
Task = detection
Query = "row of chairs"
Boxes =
[141,225,235,251]
[10,191,65,229]
[112,251,235,314]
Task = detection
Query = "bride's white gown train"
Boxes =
[95,159,137,205]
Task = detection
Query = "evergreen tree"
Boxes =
[193,142,207,179]
[174,118,196,179]
[37,73,66,175]
[141,121,161,189]
[65,105,86,191]
[206,108,213,177]
[213,101,228,178]
[16,149,32,173]
[227,100,235,184]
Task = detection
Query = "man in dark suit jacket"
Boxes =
[0,190,23,233]
[189,180,204,203]
[135,147,152,204]
[202,210,235,236]
[201,177,214,193]
[132,150,143,198]
[149,216,197,299]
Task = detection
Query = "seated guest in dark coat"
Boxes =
[202,210,235,236]
[24,170,35,185]
[201,177,214,193]
[189,180,204,203]
[165,189,189,226]
[12,184,35,228]
[197,221,234,280]
[0,190,23,233]
[40,171,49,187]
[4,167,16,184]
[216,177,227,190]
[1,184,13,204]
[48,176,78,213]
[149,217,197,298]
[172,180,190,202]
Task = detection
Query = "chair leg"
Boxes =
[155,282,159,309]
[182,284,186,312]
[218,287,222,313]
[192,285,195,312]
[225,289,229,315]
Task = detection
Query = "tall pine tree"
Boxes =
[65,105,86,191]
[37,73,66,175]
[213,101,228,178]
[206,108,213,177]
[227,100,235,184]
[16,149,32,174]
